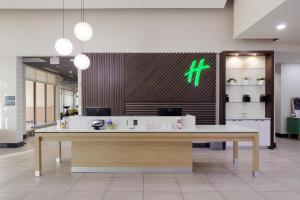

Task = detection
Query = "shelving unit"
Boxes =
[219,51,275,148]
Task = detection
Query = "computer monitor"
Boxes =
[157,108,182,116]
[85,107,111,116]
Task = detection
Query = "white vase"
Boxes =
[257,80,265,85]
[242,79,249,85]
[229,80,236,85]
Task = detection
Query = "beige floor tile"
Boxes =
[106,181,143,192]
[62,191,103,200]
[183,191,224,200]
[0,183,38,193]
[144,183,180,192]
[144,177,177,184]
[221,191,265,200]
[179,183,217,192]
[22,190,67,200]
[33,183,73,192]
[71,183,108,192]
[214,183,254,192]
[102,191,142,200]
[261,191,300,200]
[144,191,183,200]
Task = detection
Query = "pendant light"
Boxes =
[55,0,73,55]
[74,42,90,70]
[74,0,93,41]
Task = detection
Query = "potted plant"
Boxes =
[242,77,250,85]
[242,94,251,102]
[227,78,237,85]
[257,77,265,85]
[260,94,268,102]
[225,94,229,102]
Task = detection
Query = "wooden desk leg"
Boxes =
[252,135,259,177]
[56,141,61,163]
[233,141,238,164]
[35,136,42,176]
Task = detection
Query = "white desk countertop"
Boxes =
[35,125,257,134]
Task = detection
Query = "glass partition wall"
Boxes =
[26,81,56,127]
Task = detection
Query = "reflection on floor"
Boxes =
[0,138,300,200]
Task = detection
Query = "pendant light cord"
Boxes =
[80,0,85,22]
[62,0,65,37]
[83,0,85,22]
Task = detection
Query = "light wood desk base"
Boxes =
[35,131,259,177]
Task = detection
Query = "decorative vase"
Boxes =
[260,95,268,102]
[225,94,229,102]
[242,95,251,102]
[242,79,249,85]
[257,80,265,86]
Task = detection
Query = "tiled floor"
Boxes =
[1,138,300,200]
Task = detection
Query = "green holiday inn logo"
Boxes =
[185,58,210,87]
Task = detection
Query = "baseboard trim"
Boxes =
[72,167,192,173]
[0,141,25,148]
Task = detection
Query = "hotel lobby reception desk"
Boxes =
[35,125,260,176]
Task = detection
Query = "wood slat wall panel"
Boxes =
[125,102,215,125]
[82,53,216,124]
[82,53,124,115]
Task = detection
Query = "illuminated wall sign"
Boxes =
[185,58,210,87]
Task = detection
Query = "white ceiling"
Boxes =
[236,0,300,42]
[0,0,227,9]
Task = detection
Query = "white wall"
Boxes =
[233,0,286,38]
[277,64,300,134]
[1,8,300,143]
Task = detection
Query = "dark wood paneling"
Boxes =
[126,102,216,125]
[124,53,216,103]
[219,53,226,125]
[265,52,275,148]
[82,53,216,125]
[82,53,124,115]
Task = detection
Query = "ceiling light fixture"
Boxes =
[74,42,90,70]
[74,0,93,41]
[276,23,286,31]
[55,0,73,55]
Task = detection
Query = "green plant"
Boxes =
[257,77,265,81]
[242,77,251,80]
[227,78,237,83]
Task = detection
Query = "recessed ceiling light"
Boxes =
[235,53,239,56]
[276,23,286,31]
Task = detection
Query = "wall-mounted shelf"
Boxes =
[226,84,265,87]
[227,67,265,69]
[220,51,275,148]
[227,101,264,103]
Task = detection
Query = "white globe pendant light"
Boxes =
[55,38,73,56]
[74,0,93,41]
[74,53,90,70]
[74,22,93,41]
[54,0,73,55]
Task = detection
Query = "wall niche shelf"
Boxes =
[227,101,264,103]
[226,84,265,87]
[220,51,275,148]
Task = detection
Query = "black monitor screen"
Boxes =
[85,107,111,116]
[157,108,182,116]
